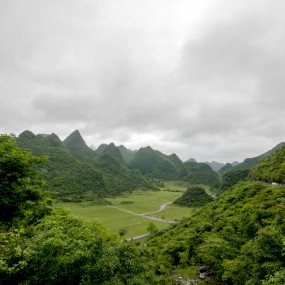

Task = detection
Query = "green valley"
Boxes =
[2,132,285,285]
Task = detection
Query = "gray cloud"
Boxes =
[1,0,285,162]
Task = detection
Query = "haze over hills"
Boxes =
[16,130,153,199]
[14,130,285,197]
[2,129,285,284]
[218,142,285,191]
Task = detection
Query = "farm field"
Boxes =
[59,184,197,238]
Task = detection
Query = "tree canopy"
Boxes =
[0,135,51,225]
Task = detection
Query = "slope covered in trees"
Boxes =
[128,146,180,179]
[216,143,285,192]
[249,143,285,184]
[146,144,285,284]
[147,181,285,284]
[179,161,220,188]
[16,130,153,199]
[174,186,214,207]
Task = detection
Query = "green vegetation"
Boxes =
[99,142,124,163]
[147,181,285,284]
[179,161,220,189]
[218,162,233,176]
[249,143,285,184]
[16,130,154,199]
[174,186,214,207]
[0,208,160,285]
[60,190,195,238]
[0,135,52,226]
[0,134,161,285]
[129,146,180,179]
[220,168,250,192]
[3,130,285,285]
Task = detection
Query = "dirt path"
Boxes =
[108,202,179,225]
[142,202,173,215]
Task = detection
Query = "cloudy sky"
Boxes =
[1,0,285,162]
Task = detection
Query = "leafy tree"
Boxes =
[118,227,129,237]
[147,222,158,235]
[0,135,51,225]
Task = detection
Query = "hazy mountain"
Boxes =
[186,157,197,163]
[179,161,220,188]
[205,161,225,172]
[94,143,108,154]
[230,142,285,172]
[218,142,285,190]
[231,161,240,166]
[218,162,233,176]
[17,130,153,198]
[118,145,136,163]
[128,146,179,179]
[100,143,124,163]
[17,131,106,197]
[164,153,183,170]
[63,130,95,157]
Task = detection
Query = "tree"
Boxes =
[147,222,158,235]
[0,135,50,225]
[118,227,129,237]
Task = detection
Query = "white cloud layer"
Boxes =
[1,0,285,162]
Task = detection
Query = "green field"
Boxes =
[59,183,197,238]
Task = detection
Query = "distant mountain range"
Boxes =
[218,142,285,191]
[14,129,285,198]
[16,130,153,199]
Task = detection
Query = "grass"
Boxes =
[59,182,197,238]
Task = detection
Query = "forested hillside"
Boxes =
[249,143,285,184]
[16,130,153,199]
[148,181,285,284]
[217,142,285,191]
[128,146,180,179]
[3,131,285,285]
[179,161,220,188]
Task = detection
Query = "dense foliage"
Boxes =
[249,144,285,184]
[99,143,125,163]
[220,168,250,192]
[147,181,285,284]
[0,208,161,285]
[218,163,233,176]
[117,145,136,163]
[174,186,214,207]
[179,161,220,188]
[16,130,153,199]
[0,134,161,285]
[129,146,179,179]
[17,131,107,198]
[0,135,52,226]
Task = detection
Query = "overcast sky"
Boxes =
[1,0,285,162]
